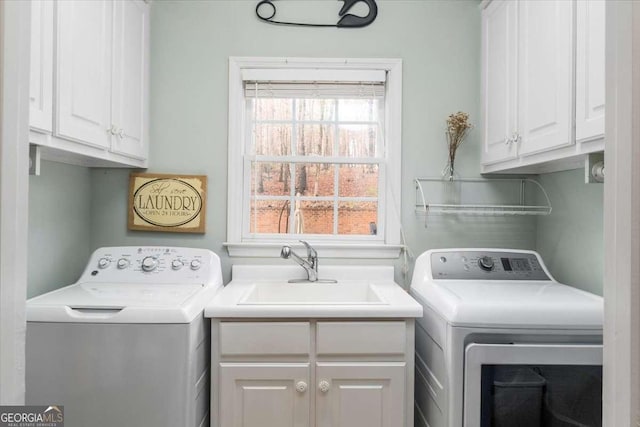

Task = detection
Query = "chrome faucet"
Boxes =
[280,240,319,282]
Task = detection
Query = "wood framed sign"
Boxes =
[128,173,207,233]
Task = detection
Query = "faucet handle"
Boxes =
[299,240,317,260]
[280,245,292,259]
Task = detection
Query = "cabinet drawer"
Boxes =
[316,321,406,356]
[219,322,310,356]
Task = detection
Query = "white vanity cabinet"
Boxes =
[219,363,311,427]
[481,0,605,174]
[29,0,149,168]
[212,320,414,427]
[315,363,406,427]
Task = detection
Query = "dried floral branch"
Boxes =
[444,111,473,178]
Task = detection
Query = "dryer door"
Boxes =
[463,343,602,427]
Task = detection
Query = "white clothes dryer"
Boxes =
[409,249,603,427]
[26,246,223,427]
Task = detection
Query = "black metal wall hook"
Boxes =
[256,0,378,28]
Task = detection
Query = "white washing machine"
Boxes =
[26,246,223,427]
[409,249,603,427]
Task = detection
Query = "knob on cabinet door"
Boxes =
[295,381,308,393]
[318,380,330,393]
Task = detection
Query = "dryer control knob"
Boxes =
[190,259,201,271]
[141,256,158,272]
[117,258,129,269]
[478,256,495,271]
[171,259,184,270]
[98,258,110,269]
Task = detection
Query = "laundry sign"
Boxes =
[128,173,207,233]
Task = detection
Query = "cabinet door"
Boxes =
[575,0,605,142]
[481,0,518,165]
[29,0,53,133]
[316,363,406,427]
[55,0,112,149]
[220,363,311,427]
[518,0,574,156]
[111,0,149,160]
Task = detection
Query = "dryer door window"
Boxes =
[463,343,603,427]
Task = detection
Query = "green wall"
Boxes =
[88,0,537,286]
[28,161,92,297]
[26,1,601,296]
[536,169,604,295]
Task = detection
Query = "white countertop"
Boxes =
[204,265,423,318]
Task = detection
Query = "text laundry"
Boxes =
[137,195,199,211]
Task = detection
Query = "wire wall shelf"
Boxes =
[414,177,552,220]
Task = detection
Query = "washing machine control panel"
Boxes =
[430,250,550,280]
[79,246,221,285]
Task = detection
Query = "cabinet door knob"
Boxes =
[295,381,308,393]
[318,380,330,393]
[107,125,117,135]
[117,128,125,139]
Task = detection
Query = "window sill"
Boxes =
[223,242,403,259]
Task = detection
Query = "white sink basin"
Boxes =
[205,265,423,318]
[238,281,388,305]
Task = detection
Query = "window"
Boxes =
[226,58,402,258]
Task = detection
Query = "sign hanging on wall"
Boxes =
[128,173,207,234]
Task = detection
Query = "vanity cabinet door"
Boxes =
[219,363,311,427]
[315,362,406,427]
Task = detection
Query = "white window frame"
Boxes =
[224,57,403,258]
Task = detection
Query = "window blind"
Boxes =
[242,68,386,99]
[243,81,385,99]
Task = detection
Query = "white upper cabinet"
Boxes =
[111,0,149,160]
[28,0,149,168]
[29,0,53,133]
[517,0,573,156]
[481,0,518,165]
[481,0,604,174]
[575,0,605,142]
[55,0,113,150]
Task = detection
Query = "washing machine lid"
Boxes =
[411,279,603,329]
[26,282,216,324]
